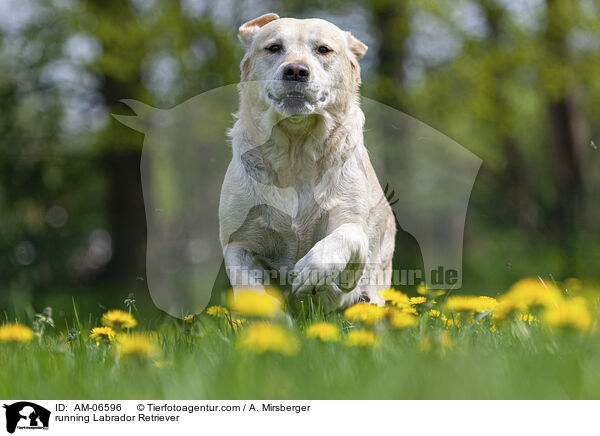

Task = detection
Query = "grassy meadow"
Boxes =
[2,278,600,400]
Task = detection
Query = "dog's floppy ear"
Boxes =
[345,31,368,59]
[238,13,280,47]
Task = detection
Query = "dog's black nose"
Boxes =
[282,63,310,82]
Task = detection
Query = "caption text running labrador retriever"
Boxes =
[219,13,396,312]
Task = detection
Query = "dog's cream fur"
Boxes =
[219,13,396,312]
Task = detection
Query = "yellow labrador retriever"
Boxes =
[219,13,396,312]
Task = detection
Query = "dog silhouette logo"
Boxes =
[114,87,481,318]
[3,402,50,434]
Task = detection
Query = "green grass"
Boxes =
[1,293,600,399]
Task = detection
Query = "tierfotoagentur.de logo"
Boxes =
[2,402,50,434]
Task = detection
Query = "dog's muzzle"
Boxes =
[267,84,328,116]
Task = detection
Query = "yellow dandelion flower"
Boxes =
[403,306,419,315]
[0,323,34,343]
[544,297,592,333]
[206,306,230,319]
[183,314,196,324]
[90,327,116,342]
[117,333,159,359]
[445,295,497,313]
[345,330,378,347]
[428,309,440,318]
[417,284,446,297]
[227,288,282,318]
[410,296,427,305]
[441,314,460,329]
[493,277,563,320]
[231,317,248,329]
[491,299,520,320]
[102,310,137,329]
[520,313,536,323]
[236,322,299,355]
[305,322,340,342]
[378,289,410,308]
[344,303,386,325]
[388,309,418,329]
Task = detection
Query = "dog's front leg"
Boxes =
[291,223,368,311]
[223,242,291,323]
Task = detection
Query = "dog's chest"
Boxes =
[289,189,329,259]
[242,183,329,266]
[240,142,334,263]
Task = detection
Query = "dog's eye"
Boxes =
[317,45,332,54]
[265,44,282,53]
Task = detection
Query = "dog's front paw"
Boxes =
[290,281,346,313]
[290,244,350,312]
[291,244,344,294]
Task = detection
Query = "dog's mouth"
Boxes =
[267,90,328,115]
[267,91,317,104]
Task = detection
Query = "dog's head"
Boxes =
[237,13,367,119]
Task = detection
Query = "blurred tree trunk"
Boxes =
[98,76,147,283]
[544,0,584,272]
[480,0,537,230]
[548,98,583,248]
[368,0,410,109]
